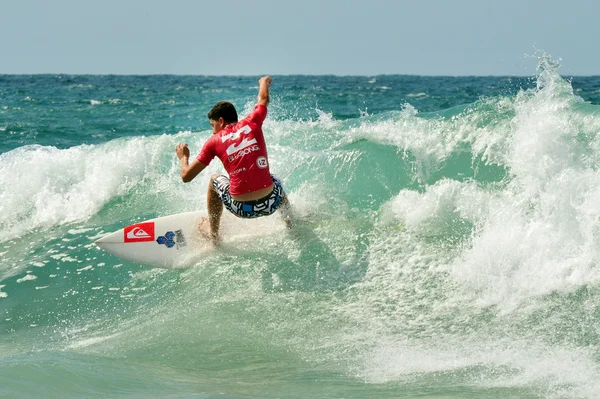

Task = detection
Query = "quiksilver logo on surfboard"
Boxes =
[124,222,155,243]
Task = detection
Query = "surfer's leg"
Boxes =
[280,194,293,229]
[270,175,292,229]
[207,174,224,245]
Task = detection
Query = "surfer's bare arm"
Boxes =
[176,143,207,182]
[257,76,272,107]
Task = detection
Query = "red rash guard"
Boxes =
[197,104,273,196]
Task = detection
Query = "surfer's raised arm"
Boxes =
[257,76,272,107]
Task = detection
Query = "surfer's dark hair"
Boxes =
[208,101,238,123]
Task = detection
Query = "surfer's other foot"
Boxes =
[197,217,220,246]
[283,215,292,229]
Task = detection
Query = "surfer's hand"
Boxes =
[176,143,190,160]
[259,76,272,86]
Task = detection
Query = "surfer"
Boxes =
[175,76,292,244]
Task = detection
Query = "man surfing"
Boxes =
[175,76,291,244]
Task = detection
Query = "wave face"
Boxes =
[2,61,600,398]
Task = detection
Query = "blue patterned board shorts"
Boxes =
[212,174,285,219]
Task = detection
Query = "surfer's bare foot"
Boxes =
[197,217,220,246]
[283,215,292,229]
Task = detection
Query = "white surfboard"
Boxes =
[95,211,284,269]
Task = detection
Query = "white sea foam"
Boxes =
[16,274,37,283]
[68,228,94,235]
[406,92,426,97]
[312,58,600,396]
[67,333,121,349]
[0,133,201,239]
[358,337,600,397]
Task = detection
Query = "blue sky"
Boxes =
[1,0,598,75]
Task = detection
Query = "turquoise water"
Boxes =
[2,58,600,398]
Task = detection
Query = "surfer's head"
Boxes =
[208,101,238,134]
